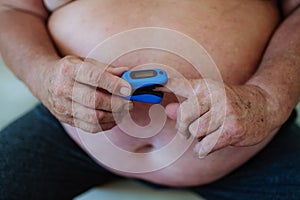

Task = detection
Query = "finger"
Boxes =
[57,115,106,133]
[97,122,117,131]
[188,111,222,138]
[73,118,116,133]
[156,78,208,98]
[106,66,129,76]
[194,126,229,158]
[87,59,130,78]
[51,96,119,125]
[85,58,129,76]
[59,56,128,78]
[71,82,133,112]
[176,95,210,138]
[71,101,116,124]
[74,104,128,126]
[59,114,117,133]
[165,103,180,120]
[74,58,132,96]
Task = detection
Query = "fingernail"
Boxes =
[198,149,207,159]
[194,143,207,159]
[120,86,131,96]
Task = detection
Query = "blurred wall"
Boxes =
[0,56,38,130]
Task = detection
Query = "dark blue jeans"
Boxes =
[0,104,299,200]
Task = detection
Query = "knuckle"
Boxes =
[58,57,77,75]
[52,84,66,96]
[59,61,73,76]
[232,121,244,136]
[224,121,244,141]
[58,56,82,77]
[53,102,67,114]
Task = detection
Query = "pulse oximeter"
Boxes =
[121,68,168,104]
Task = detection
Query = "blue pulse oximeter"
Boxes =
[121,68,168,104]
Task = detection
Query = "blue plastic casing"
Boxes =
[121,68,168,104]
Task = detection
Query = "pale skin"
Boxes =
[39,56,134,132]
[0,0,300,186]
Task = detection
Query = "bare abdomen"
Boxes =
[48,0,280,186]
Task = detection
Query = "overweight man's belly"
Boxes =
[47,0,280,186]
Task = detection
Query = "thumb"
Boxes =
[165,103,180,120]
[107,67,129,76]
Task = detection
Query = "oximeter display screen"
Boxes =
[130,70,157,79]
[122,68,168,104]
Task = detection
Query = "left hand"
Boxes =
[158,78,274,158]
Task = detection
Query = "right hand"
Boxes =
[40,55,132,133]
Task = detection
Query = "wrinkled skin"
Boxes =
[43,55,133,133]
[158,78,273,158]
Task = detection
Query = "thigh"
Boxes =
[191,111,300,200]
[0,104,121,200]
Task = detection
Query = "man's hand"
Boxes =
[41,55,132,133]
[159,78,274,158]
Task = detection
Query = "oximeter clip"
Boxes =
[121,68,168,104]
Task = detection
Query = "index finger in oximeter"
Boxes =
[121,68,168,104]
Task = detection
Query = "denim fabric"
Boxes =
[0,105,121,199]
[0,104,299,200]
